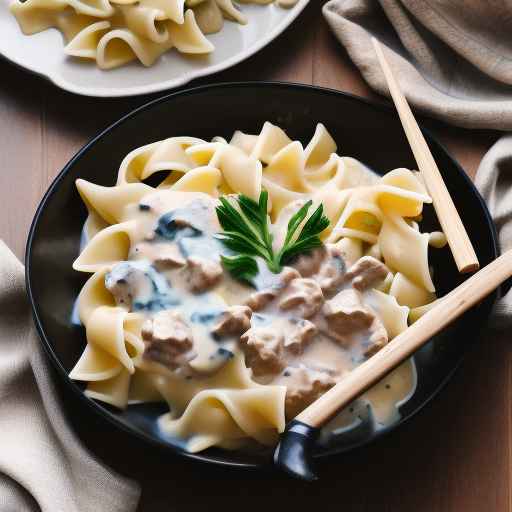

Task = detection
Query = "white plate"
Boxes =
[0,0,309,97]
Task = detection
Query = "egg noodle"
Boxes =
[10,0,297,69]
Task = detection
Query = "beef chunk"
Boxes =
[131,242,186,270]
[284,319,317,355]
[183,256,223,293]
[244,266,300,311]
[283,365,336,418]
[240,326,285,377]
[313,243,346,293]
[105,261,152,308]
[345,256,389,291]
[212,305,252,337]
[278,278,324,318]
[323,289,375,335]
[142,310,196,369]
[152,245,186,269]
[363,318,388,357]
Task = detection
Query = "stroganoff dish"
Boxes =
[70,122,445,452]
[10,0,297,70]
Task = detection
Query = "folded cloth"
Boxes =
[323,0,512,130]
[0,241,141,512]
[475,135,512,328]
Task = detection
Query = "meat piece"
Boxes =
[291,247,326,277]
[182,256,223,293]
[240,326,285,376]
[131,242,186,269]
[153,245,186,269]
[313,243,346,293]
[105,261,151,308]
[323,289,375,335]
[142,310,196,369]
[284,319,317,355]
[344,256,389,291]
[245,266,300,311]
[212,305,252,337]
[278,278,324,318]
[283,365,336,418]
[363,318,388,357]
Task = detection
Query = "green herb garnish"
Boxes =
[216,191,329,282]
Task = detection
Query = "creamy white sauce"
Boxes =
[98,186,417,434]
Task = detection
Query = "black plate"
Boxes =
[25,82,498,469]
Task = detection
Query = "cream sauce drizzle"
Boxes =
[100,180,417,436]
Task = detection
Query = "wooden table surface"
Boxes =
[1,2,508,511]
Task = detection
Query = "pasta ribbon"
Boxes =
[11,0,299,69]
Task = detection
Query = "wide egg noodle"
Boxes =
[365,289,409,340]
[166,9,214,53]
[67,0,114,17]
[152,353,286,451]
[389,272,436,309]
[11,0,299,69]
[69,342,123,382]
[328,187,383,245]
[335,237,363,266]
[10,0,68,34]
[85,368,131,408]
[262,178,306,219]
[379,212,435,292]
[185,141,224,167]
[215,0,247,24]
[250,121,292,164]
[311,186,351,238]
[77,179,153,223]
[327,169,432,246]
[329,156,379,189]
[64,19,111,57]
[142,137,205,182]
[138,0,184,23]
[84,306,143,373]
[209,143,262,199]
[77,269,116,324]
[83,209,110,242]
[378,168,431,217]
[262,141,309,193]
[116,136,203,185]
[303,122,337,171]
[169,165,222,196]
[229,130,259,155]
[160,386,287,452]
[73,220,137,272]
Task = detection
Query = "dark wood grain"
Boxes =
[0,1,508,510]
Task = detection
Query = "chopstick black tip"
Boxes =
[273,420,320,482]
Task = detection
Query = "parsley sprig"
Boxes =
[216,191,329,282]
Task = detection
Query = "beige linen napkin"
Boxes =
[475,135,512,328]
[0,241,141,512]
[323,0,512,130]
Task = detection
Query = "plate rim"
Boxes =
[25,81,500,470]
[0,0,310,98]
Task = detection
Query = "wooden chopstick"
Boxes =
[296,249,512,428]
[371,37,479,274]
